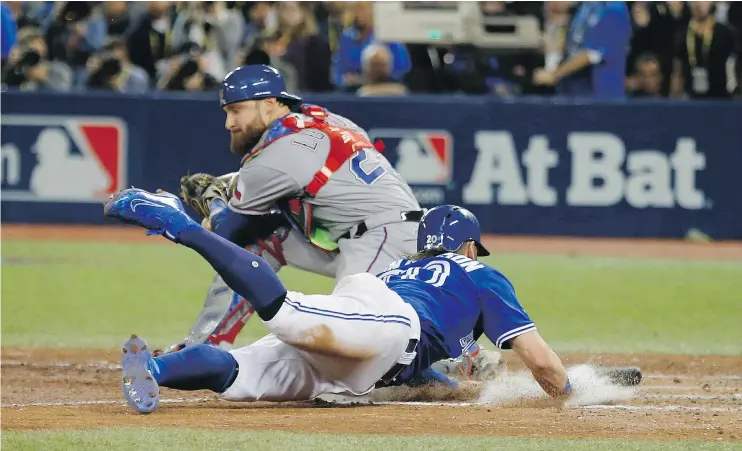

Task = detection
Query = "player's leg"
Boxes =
[201,224,394,353]
[220,334,331,402]
[158,232,289,355]
[161,279,418,398]
[265,273,419,394]
[106,189,417,395]
[122,278,421,409]
[203,229,339,345]
[199,232,290,347]
[335,221,418,279]
[121,334,240,413]
[161,228,338,355]
[208,227,341,342]
[124,331,348,411]
[105,189,288,321]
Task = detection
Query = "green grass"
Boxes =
[2,240,742,354]
[3,429,740,451]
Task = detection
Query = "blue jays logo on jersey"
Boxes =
[367,129,453,185]
[1,115,127,203]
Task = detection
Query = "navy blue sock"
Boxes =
[149,345,239,393]
[178,227,286,320]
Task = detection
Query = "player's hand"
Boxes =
[179,173,230,219]
[430,344,504,381]
[533,68,557,86]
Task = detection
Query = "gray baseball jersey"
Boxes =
[228,111,420,241]
[179,110,421,351]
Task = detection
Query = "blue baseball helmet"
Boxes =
[417,205,490,256]
[220,64,302,107]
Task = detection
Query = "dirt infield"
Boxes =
[2,348,741,441]
[2,225,741,441]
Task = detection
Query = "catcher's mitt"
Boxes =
[179,173,231,219]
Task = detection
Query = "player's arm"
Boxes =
[476,270,570,397]
[208,201,287,247]
[509,330,569,397]
[179,171,289,247]
[212,164,301,245]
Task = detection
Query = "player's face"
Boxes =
[223,100,269,156]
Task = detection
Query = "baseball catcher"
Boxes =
[165,63,419,352]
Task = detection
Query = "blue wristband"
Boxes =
[563,378,572,395]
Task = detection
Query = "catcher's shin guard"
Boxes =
[202,236,287,347]
[182,274,238,348]
[155,286,255,356]
[155,235,287,357]
[206,294,256,348]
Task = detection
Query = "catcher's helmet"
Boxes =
[220,64,302,107]
[417,205,490,256]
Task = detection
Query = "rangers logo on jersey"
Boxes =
[1,115,127,203]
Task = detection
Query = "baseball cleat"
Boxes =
[103,188,198,242]
[121,334,160,414]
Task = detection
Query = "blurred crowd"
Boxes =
[1,1,740,99]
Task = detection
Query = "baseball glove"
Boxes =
[179,173,231,219]
[430,347,504,381]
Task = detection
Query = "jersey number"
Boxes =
[350,149,387,185]
[423,261,451,287]
[379,260,451,288]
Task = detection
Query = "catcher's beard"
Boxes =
[230,118,268,157]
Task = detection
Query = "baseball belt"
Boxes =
[340,210,424,240]
[375,338,419,388]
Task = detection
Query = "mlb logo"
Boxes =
[1,115,127,203]
[368,129,453,185]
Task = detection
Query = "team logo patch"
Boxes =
[1,115,127,203]
[367,129,453,185]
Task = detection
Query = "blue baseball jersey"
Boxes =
[376,253,535,384]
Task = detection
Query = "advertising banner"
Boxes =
[2,91,740,238]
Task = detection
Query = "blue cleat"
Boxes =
[104,188,198,242]
[121,334,160,414]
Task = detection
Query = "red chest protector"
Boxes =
[241,105,385,197]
